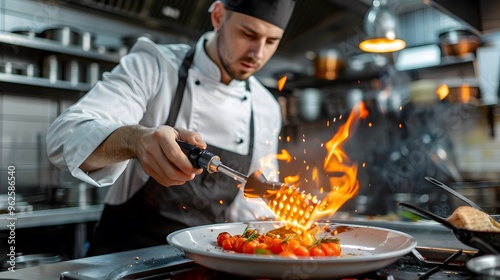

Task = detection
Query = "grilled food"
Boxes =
[446,206,500,232]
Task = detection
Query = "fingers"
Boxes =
[176,128,207,149]
[137,126,204,187]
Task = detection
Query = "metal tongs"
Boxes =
[177,140,319,226]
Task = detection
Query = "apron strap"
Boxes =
[165,46,196,126]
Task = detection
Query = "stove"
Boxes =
[4,245,480,280]
[57,246,478,280]
[0,220,485,280]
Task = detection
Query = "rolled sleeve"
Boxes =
[64,120,126,186]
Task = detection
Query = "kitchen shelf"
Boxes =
[0,73,92,92]
[400,53,476,73]
[0,31,120,63]
[280,67,388,91]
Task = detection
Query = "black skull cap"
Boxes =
[213,0,296,30]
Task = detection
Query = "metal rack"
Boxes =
[0,31,119,95]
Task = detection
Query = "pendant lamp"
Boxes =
[359,0,406,53]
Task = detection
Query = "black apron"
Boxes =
[86,44,254,256]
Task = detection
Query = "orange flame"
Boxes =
[272,102,368,229]
[276,149,292,163]
[310,102,368,220]
[277,76,287,91]
[437,84,449,100]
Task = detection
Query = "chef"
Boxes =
[46,0,296,256]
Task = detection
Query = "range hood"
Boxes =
[62,0,371,57]
[425,0,500,35]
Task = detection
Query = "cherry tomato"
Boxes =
[293,245,310,257]
[279,251,298,258]
[221,237,235,251]
[217,232,232,247]
[320,242,335,256]
[281,239,301,253]
[234,237,247,253]
[309,246,325,257]
[323,241,341,256]
[258,235,273,247]
[255,243,269,251]
[242,240,259,254]
[270,238,284,254]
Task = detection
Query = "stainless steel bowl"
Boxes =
[439,29,480,56]
[467,255,500,279]
[51,183,109,205]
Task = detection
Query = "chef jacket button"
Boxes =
[241,96,248,101]
[195,80,201,85]
[236,138,244,144]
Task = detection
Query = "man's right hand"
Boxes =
[80,125,207,187]
[135,126,206,187]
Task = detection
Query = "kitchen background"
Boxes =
[0,0,500,265]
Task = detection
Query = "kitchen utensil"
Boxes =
[25,64,38,77]
[167,221,416,279]
[398,202,500,255]
[42,54,59,83]
[429,142,464,181]
[40,26,81,47]
[425,177,483,211]
[64,59,81,86]
[298,88,322,121]
[467,255,500,279]
[439,29,480,56]
[314,48,344,80]
[81,31,95,51]
[51,183,109,205]
[11,28,37,38]
[445,84,480,104]
[2,254,64,270]
[0,61,12,74]
[86,62,100,86]
[449,181,500,215]
[177,140,320,227]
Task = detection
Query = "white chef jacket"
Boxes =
[46,32,281,221]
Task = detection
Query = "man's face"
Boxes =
[216,11,284,81]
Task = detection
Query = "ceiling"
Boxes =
[64,0,429,58]
[62,0,381,57]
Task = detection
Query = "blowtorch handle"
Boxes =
[176,140,219,171]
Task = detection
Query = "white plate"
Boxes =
[167,221,417,279]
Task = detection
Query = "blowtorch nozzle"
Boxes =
[176,140,276,187]
[176,140,221,173]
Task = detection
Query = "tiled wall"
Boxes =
[0,95,58,195]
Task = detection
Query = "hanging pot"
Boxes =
[439,29,480,56]
[314,49,345,80]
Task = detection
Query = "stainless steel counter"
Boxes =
[0,204,104,259]
[0,245,191,280]
[0,204,104,229]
